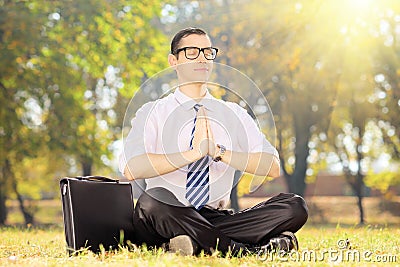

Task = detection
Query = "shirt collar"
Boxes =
[174,87,215,111]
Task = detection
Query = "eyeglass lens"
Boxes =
[184,47,217,60]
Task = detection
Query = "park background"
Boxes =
[1,0,400,244]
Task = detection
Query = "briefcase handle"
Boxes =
[75,176,120,183]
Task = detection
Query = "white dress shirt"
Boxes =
[119,88,278,209]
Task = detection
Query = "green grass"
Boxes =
[2,197,399,266]
[0,225,399,267]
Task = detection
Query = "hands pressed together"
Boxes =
[125,104,280,180]
[191,106,216,159]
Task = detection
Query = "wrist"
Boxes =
[213,144,226,162]
[187,148,203,161]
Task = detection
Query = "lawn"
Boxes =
[0,196,399,266]
[0,225,398,267]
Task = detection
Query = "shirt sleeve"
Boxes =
[118,101,157,174]
[234,104,279,158]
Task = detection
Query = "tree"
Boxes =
[159,0,351,198]
[43,0,168,176]
[331,103,376,225]
[369,3,400,190]
[318,0,400,224]
[0,0,168,225]
[214,0,342,196]
[373,0,400,130]
[0,0,54,225]
[160,0,400,203]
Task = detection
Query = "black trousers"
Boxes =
[133,187,308,254]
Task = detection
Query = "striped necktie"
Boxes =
[186,104,210,209]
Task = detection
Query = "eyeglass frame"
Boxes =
[174,46,219,60]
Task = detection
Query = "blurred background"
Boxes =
[1,0,399,227]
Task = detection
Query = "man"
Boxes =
[119,27,308,256]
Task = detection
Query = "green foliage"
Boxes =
[0,0,168,223]
[236,174,271,197]
[365,171,400,194]
[2,0,400,223]
[40,0,169,173]
[164,0,400,196]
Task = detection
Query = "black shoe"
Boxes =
[264,231,298,253]
[164,235,198,256]
[230,232,298,257]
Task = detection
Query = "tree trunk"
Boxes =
[12,179,34,225]
[284,125,311,196]
[3,158,35,225]
[345,171,365,225]
[355,139,365,225]
[285,171,307,197]
[356,194,365,225]
[349,179,365,225]
[355,171,365,225]
[229,184,239,212]
[0,160,12,225]
[0,187,7,225]
[229,170,242,212]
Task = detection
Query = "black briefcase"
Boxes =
[60,176,135,254]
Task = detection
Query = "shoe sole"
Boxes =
[168,235,194,256]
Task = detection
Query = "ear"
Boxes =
[168,54,178,68]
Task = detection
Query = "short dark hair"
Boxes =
[170,27,208,55]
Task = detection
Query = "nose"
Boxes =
[197,50,208,63]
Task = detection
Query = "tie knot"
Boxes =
[193,104,202,112]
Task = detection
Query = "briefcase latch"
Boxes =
[62,184,68,196]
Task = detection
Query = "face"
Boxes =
[168,34,214,85]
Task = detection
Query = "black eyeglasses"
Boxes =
[174,46,218,60]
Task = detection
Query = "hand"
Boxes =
[191,106,209,158]
[205,111,216,158]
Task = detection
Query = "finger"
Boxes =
[205,116,216,157]
[196,107,207,132]
[200,108,214,157]
[193,107,208,156]
[205,116,213,140]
